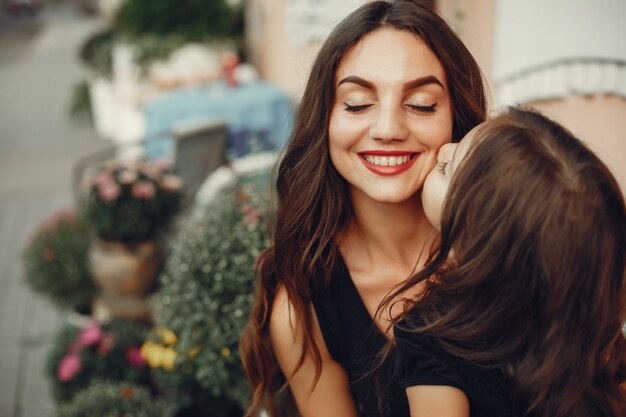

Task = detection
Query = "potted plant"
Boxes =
[147,166,272,415]
[21,209,97,315]
[80,159,184,320]
[45,318,151,404]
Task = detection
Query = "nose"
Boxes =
[369,103,409,142]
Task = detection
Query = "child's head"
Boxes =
[414,106,626,416]
[426,107,625,301]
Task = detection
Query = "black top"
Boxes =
[394,317,514,417]
[311,257,409,417]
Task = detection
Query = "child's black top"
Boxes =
[394,316,514,417]
[311,256,409,417]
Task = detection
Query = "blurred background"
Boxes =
[0,0,624,416]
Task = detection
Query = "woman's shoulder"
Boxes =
[269,285,298,343]
[269,285,341,378]
[269,285,326,351]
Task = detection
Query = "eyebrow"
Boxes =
[337,75,445,90]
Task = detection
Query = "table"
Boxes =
[143,81,294,159]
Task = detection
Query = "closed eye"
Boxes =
[343,103,372,113]
[407,103,437,113]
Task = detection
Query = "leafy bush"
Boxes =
[22,209,96,312]
[45,319,151,404]
[78,0,243,78]
[148,167,272,410]
[69,80,92,124]
[115,0,241,42]
[79,28,115,77]
[57,381,163,417]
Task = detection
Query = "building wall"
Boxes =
[245,0,357,101]
[531,96,626,194]
[436,0,496,105]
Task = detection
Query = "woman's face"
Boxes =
[328,27,453,205]
[422,123,481,230]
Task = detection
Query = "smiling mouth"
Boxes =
[359,153,417,167]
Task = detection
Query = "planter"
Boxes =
[88,238,161,321]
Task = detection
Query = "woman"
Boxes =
[389,107,626,416]
[240,1,487,416]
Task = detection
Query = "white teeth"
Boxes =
[363,154,413,166]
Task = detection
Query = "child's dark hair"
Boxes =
[382,107,626,417]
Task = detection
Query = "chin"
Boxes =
[369,190,421,205]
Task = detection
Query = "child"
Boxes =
[385,107,626,417]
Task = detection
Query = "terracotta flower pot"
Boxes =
[88,238,161,321]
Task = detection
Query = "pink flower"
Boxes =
[95,171,115,187]
[57,354,82,382]
[132,181,156,199]
[125,346,147,367]
[117,169,138,185]
[138,162,160,180]
[243,209,262,226]
[78,321,105,347]
[153,158,172,172]
[98,334,115,356]
[98,182,120,202]
[160,174,183,192]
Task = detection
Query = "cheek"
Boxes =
[419,104,454,149]
[328,112,351,153]
[430,113,454,147]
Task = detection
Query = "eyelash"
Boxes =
[436,160,449,173]
[342,103,438,113]
[407,103,437,113]
[343,103,371,112]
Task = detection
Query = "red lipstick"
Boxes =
[357,151,419,176]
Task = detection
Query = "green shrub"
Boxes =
[57,381,163,417]
[79,28,115,77]
[69,80,92,124]
[78,0,243,78]
[22,209,96,312]
[46,319,151,404]
[149,168,272,410]
[115,0,241,42]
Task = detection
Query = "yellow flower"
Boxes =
[221,347,231,358]
[154,327,177,346]
[188,346,200,359]
[161,347,178,371]
[141,342,164,368]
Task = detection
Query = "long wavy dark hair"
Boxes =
[383,107,626,417]
[239,1,487,415]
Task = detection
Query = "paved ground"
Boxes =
[0,3,108,416]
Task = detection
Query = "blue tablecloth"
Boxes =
[143,81,294,159]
